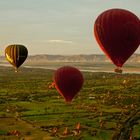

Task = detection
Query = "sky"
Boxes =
[0,0,140,55]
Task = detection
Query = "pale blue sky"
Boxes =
[0,0,139,55]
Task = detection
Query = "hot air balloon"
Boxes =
[94,8,140,73]
[5,44,28,72]
[54,66,84,103]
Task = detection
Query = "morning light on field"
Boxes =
[0,0,140,140]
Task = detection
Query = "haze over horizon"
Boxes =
[0,0,140,55]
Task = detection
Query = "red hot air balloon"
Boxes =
[94,8,140,72]
[54,66,84,103]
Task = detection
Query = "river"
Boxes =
[0,64,140,74]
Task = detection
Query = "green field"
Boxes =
[0,66,140,140]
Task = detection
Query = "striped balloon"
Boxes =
[5,44,28,72]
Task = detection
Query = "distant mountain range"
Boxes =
[0,54,140,63]
[23,54,140,63]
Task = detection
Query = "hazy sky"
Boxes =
[0,0,140,55]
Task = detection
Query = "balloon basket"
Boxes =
[65,99,73,105]
[114,68,123,74]
[14,68,18,73]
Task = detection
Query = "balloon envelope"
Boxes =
[5,44,28,71]
[54,66,84,102]
[94,8,140,67]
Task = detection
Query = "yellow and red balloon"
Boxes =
[5,44,28,72]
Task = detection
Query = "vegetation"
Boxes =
[0,66,140,140]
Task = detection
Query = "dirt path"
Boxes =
[112,108,140,140]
